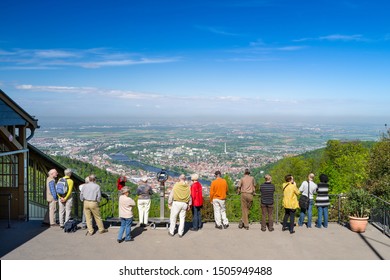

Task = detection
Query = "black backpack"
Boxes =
[64,219,78,233]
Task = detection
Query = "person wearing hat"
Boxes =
[210,171,229,229]
[118,186,136,242]
[136,176,154,227]
[237,169,256,230]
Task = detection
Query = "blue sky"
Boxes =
[1,0,390,122]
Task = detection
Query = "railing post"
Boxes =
[338,194,341,225]
[276,193,279,224]
[383,202,386,235]
[8,193,11,228]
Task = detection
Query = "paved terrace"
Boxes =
[0,220,389,260]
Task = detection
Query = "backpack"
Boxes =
[64,219,78,233]
[56,177,68,196]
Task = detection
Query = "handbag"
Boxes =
[299,181,310,210]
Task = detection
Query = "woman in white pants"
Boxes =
[137,176,154,227]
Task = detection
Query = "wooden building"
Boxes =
[0,89,83,220]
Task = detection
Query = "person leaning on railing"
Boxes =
[237,168,256,230]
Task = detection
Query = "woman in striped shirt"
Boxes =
[315,174,330,228]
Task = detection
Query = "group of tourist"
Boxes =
[45,168,109,235]
[45,167,330,242]
[166,169,330,237]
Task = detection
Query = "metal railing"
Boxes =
[26,190,389,236]
[369,194,390,237]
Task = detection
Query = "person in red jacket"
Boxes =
[117,175,127,191]
[190,174,203,231]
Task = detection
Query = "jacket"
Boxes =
[282,182,300,209]
[191,181,203,207]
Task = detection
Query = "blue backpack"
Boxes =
[55,177,68,196]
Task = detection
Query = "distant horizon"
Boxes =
[35,114,389,126]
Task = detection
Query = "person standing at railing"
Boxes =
[210,171,229,230]
[80,174,108,235]
[315,174,330,228]
[43,169,58,227]
[190,173,203,231]
[79,176,90,230]
[237,169,256,230]
[298,173,318,228]
[260,174,275,232]
[58,169,74,229]
[117,186,136,242]
[168,174,192,237]
[282,174,300,234]
[137,176,154,227]
[117,174,127,191]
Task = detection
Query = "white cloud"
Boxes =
[195,25,242,36]
[294,34,367,42]
[34,50,80,58]
[0,48,178,69]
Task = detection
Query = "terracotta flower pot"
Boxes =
[348,216,369,233]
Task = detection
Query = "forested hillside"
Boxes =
[252,133,389,200]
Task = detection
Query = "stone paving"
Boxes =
[1,220,389,260]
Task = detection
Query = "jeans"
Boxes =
[317,206,329,228]
[282,208,296,232]
[118,217,133,241]
[192,206,202,229]
[298,199,314,227]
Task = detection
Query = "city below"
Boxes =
[30,119,385,192]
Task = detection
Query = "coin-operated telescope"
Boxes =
[157,169,169,184]
[149,169,170,229]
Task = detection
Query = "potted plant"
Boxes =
[343,187,375,233]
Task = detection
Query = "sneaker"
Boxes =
[215,225,223,230]
[268,228,274,232]
[117,239,124,243]
[99,229,108,234]
[60,226,64,229]
[223,224,229,229]
[168,232,174,237]
[282,227,288,231]
[178,234,183,238]
[238,221,244,229]
[290,230,295,234]
[85,231,94,236]
[261,227,266,232]
[189,228,198,231]
[125,238,134,242]
[244,226,249,230]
